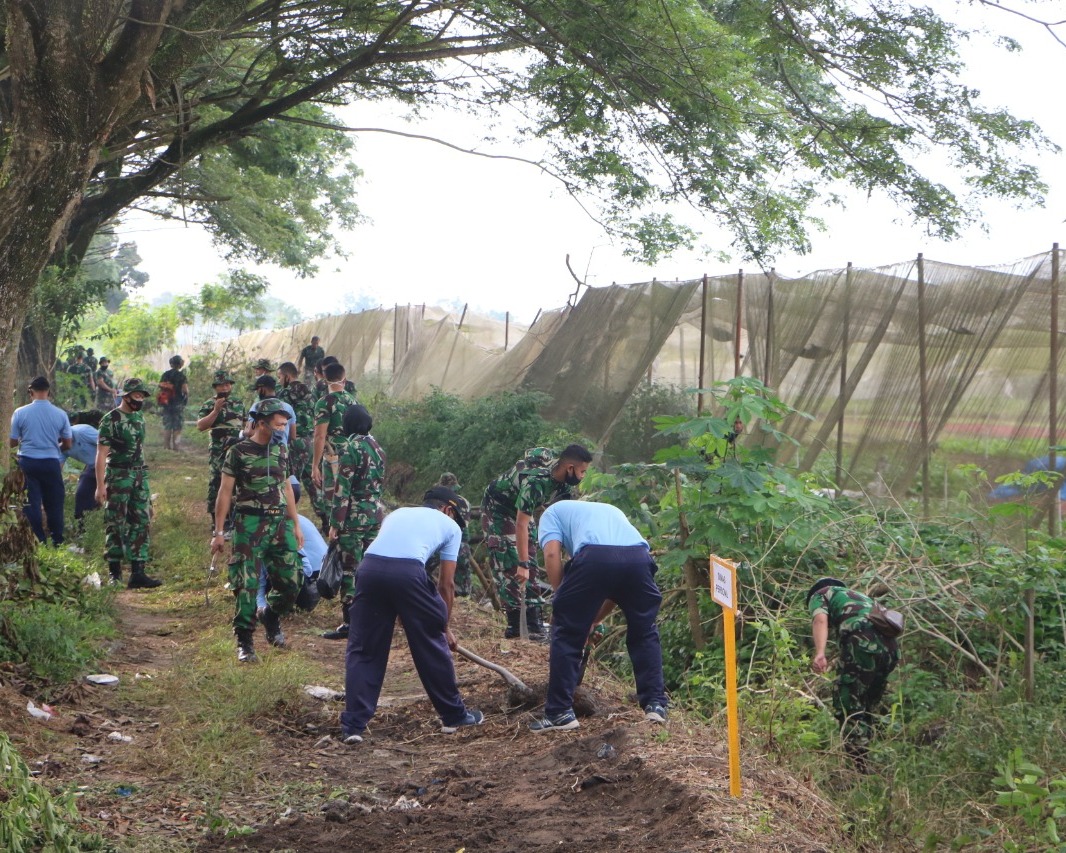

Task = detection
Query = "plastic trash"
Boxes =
[26,701,54,721]
[86,674,120,685]
[83,571,101,588]
[391,795,422,811]
[81,754,103,765]
[304,685,344,701]
[107,732,133,743]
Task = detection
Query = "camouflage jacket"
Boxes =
[278,381,315,437]
[84,355,98,373]
[99,408,146,469]
[94,367,115,393]
[299,344,325,371]
[330,433,386,529]
[808,586,875,634]
[314,389,358,439]
[484,449,573,517]
[221,437,290,511]
[69,362,94,387]
[198,396,247,457]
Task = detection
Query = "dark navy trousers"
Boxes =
[74,465,99,520]
[341,556,466,735]
[546,544,667,716]
[18,457,65,545]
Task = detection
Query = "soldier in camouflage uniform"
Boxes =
[211,398,304,663]
[94,357,116,410]
[311,356,357,402]
[323,403,386,640]
[68,352,95,409]
[426,473,472,597]
[808,577,901,768]
[277,362,315,489]
[311,361,358,527]
[297,336,325,383]
[84,348,98,375]
[196,371,247,527]
[481,444,593,640]
[94,378,162,589]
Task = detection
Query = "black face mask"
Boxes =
[125,398,144,411]
[564,467,581,487]
[216,390,230,399]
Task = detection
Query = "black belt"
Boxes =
[235,506,285,517]
[108,464,148,471]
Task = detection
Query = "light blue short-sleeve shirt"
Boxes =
[64,424,99,467]
[366,506,461,564]
[538,501,648,557]
[10,400,72,461]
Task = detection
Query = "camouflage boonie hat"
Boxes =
[253,358,275,371]
[253,398,292,420]
[120,378,150,396]
[438,472,461,490]
[211,370,236,386]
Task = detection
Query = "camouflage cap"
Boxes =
[438,472,461,490]
[253,358,275,371]
[252,397,292,420]
[422,486,469,530]
[121,378,150,396]
[211,370,236,386]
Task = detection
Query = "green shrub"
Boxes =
[0,600,115,688]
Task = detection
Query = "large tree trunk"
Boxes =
[0,0,173,468]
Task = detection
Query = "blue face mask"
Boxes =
[271,429,285,445]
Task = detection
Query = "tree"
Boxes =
[0,0,1054,458]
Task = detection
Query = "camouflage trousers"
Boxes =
[336,522,379,600]
[288,436,311,483]
[481,503,544,611]
[311,451,339,523]
[161,403,185,431]
[834,624,900,749]
[206,451,226,517]
[426,541,472,597]
[104,467,151,563]
[228,510,301,632]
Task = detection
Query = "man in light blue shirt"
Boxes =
[9,377,72,544]
[64,410,103,522]
[340,487,483,743]
[530,500,668,732]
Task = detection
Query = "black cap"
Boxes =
[807,577,847,604]
[423,486,468,530]
[28,376,50,391]
[251,375,277,390]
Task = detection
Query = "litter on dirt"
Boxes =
[86,674,120,685]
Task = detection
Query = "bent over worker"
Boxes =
[340,486,483,743]
[529,499,668,732]
[808,577,901,769]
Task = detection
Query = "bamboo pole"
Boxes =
[917,254,931,519]
[679,326,686,388]
[675,469,706,650]
[765,269,775,386]
[505,311,510,351]
[735,269,744,378]
[836,263,852,497]
[1050,243,1061,537]
[392,304,399,374]
[440,303,468,388]
[377,330,382,376]
[698,274,708,415]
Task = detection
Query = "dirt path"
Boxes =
[1,584,844,852]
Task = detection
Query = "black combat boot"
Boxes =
[108,562,123,585]
[526,605,550,644]
[503,608,521,639]
[127,561,162,589]
[236,629,259,664]
[260,606,285,648]
[321,598,350,640]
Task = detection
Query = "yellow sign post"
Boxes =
[710,555,742,797]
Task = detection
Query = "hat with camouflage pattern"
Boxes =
[211,370,236,386]
[252,397,292,420]
[253,358,275,371]
[438,472,461,490]
[120,378,151,397]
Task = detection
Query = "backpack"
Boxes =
[867,601,905,638]
[156,381,175,406]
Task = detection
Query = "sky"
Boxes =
[122,1,1066,326]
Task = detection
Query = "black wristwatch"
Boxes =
[518,559,534,569]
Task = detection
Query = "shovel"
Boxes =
[518,582,529,640]
[205,558,218,605]
[455,645,534,702]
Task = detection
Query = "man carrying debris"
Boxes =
[211,398,303,663]
[340,486,483,743]
[529,499,668,732]
[807,577,901,769]
[95,379,161,588]
[481,444,593,640]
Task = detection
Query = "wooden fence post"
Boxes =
[917,254,930,519]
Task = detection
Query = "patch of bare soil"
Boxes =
[3,593,846,852]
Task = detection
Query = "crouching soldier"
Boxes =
[211,398,304,663]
